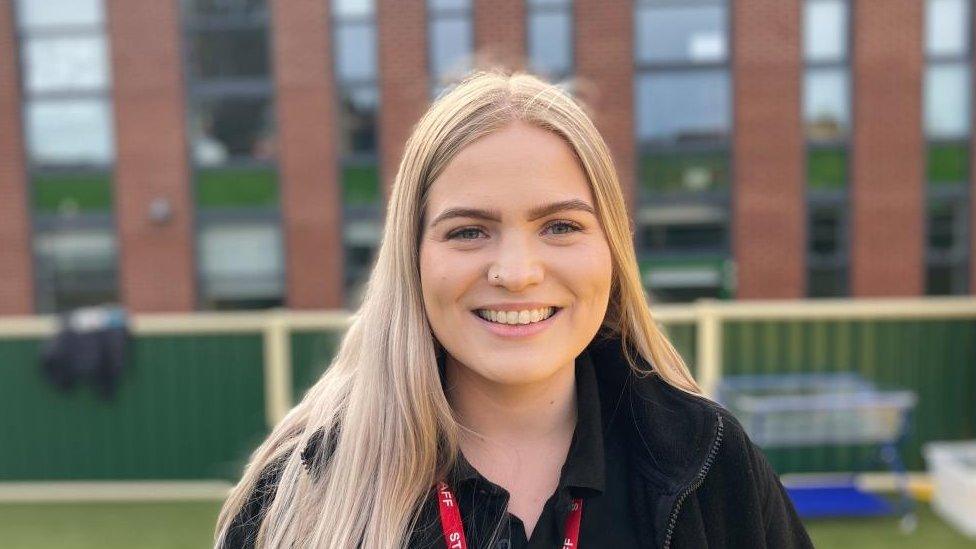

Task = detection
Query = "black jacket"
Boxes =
[225,334,813,548]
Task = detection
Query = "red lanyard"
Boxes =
[436,481,583,548]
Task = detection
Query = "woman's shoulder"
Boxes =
[702,407,814,547]
[628,373,812,546]
[222,430,332,548]
[222,458,287,548]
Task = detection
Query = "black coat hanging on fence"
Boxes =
[40,305,132,400]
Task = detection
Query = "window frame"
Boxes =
[333,0,382,308]
[633,0,733,302]
[14,0,121,312]
[923,0,973,295]
[180,0,285,310]
[803,0,852,298]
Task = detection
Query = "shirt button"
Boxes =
[495,540,510,549]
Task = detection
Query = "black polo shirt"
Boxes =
[409,350,642,548]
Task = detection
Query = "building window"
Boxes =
[527,0,573,81]
[182,0,284,310]
[634,0,732,303]
[804,0,851,297]
[924,0,971,294]
[334,0,381,308]
[427,0,472,97]
[15,0,120,312]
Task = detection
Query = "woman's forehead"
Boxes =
[435,122,580,181]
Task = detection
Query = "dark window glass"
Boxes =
[635,5,726,64]
[188,27,270,80]
[927,203,956,251]
[190,96,275,164]
[809,207,840,255]
[808,265,847,297]
[338,86,378,156]
[528,11,572,77]
[641,222,725,252]
[34,228,119,312]
[182,0,266,17]
[336,23,377,82]
[636,71,730,143]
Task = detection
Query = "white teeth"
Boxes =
[476,307,556,325]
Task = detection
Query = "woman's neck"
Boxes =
[443,355,577,455]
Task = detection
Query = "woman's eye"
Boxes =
[446,221,581,241]
[545,221,582,235]
[446,227,485,240]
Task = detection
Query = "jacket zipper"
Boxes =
[661,411,724,549]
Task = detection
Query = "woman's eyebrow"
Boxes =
[429,199,596,227]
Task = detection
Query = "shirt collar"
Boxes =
[447,350,607,496]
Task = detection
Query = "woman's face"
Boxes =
[419,121,613,387]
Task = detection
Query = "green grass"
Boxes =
[0,501,221,549]
[808,147,847,189]
[33,173,113,213]
[0,500,971,548]
[639,150,730,192]
[927,142,970,184]
[806,504,973,548]
[196,166,279,208]
[32,164,382,213]
[342,164,381,205]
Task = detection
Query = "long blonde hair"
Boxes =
[214,69,703,548]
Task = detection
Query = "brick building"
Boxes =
[0,0,973,314]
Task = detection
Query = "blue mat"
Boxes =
[785,484,895,518]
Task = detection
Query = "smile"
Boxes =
[469,307,563,338]
[475,306,558,325]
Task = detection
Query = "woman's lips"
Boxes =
[469,307,562,338]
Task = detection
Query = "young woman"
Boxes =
[214,70,813,549]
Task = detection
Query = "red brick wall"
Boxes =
[732,0,805,299]
[575,0,636,220]
[474,0,525,71]
[107,0,196,312]
[271,0,343,309]
[377,0,429,202]
[851,0,924,296]
[0,0,34,315]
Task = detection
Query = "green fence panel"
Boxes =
[291,330,344,402]
[662,322,696,372]
[0,335,267,481]
[2,316,972,481]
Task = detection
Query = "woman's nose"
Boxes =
[488,236,544,291]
